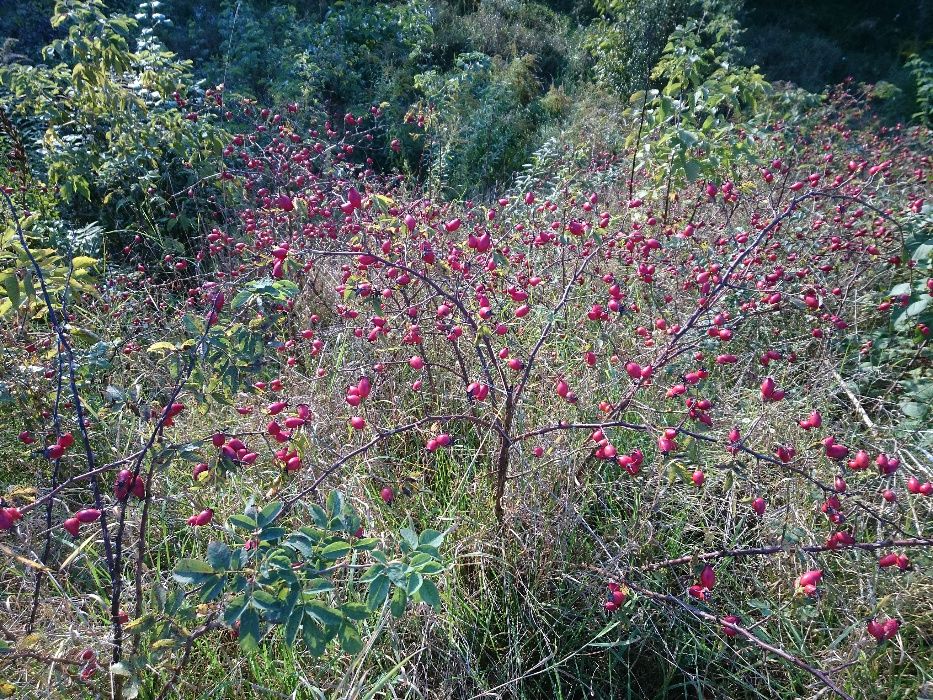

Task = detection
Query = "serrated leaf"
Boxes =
[251,589,281,612]
[238,607,260,652]
[258,526,287,543]
[206,542,231,571]
[360,563,385,583]
[305,600,343,627]
[304,578,335,595]
[338,622,363,654]
[223,594,249,626]
[200,574,226,602]
[257,501,283,528]
[416,561,444,575]
[230,290,252,309]
[228,514,257,531]
[417,529,444,549]
[405,572,423,597]
[367,575,390,610]
[390,586,407,618]
[399,526,418,551]
[173,558,214,585]
[320,540,352,561]
[273,280,299,298]
[284,604,303,647]
[0,274,20,309]
[341,602,370,621]
[415,578,440,609]
[326,491,345,520]
[301,619,328,657]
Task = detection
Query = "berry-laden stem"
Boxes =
[640,537,933,572]
[622,579,856,700]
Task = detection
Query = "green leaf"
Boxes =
[230,290,253,309]
[308,504,328,528]
[900,401,928,419]
[258,526,287,543]
[0,274,20,310]
[677,128,698,146]
[415,561,444,575]
[228,514,257,531]
[304,578,335,595]
[405,572,423,597]
[367,575,390,610]
[399,526,418,552]
[326,491,345,520]
[273,280,300,298]
[305,600,343,627]
[390,586,407,618]
[301,619,329,657]
[206,541,231,571]
[385,563,407,586]
[284,604,303,647]
[911,241,933,263]
[417,529,444,549]
[338,622,363,654]
[415,578,441,609]
[370,549,387,565]
[257,501,283,528]
[319,540,352,561]
[341,602,370,621]
[683,159,702,181]
[360,564,385,583]
[408,553,433,569]
[251,590,283,614]
[238,607,261,652]
[223,594,249,626]
[200,574,226,602]
[172,558,214,585]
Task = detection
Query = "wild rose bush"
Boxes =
[0,84,931,699]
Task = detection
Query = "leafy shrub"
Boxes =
[906,53,933,125]
[0,0,225,239]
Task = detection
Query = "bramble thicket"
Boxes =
[0,1,931,698]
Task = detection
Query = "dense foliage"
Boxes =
[0,1,930,699]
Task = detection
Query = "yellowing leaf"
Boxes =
[147,341,177,354]
[71,256,97,269]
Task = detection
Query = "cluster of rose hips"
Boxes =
[78,648,97,681]
[603,582,627,612]
[0,505,23,530]
[795,569,823,596]
[161,401,186,427]
[688,564,717,602]
[267,403,311,471]
[63,508,102,538]
[113,469,146,501]
[346,376,372,430]
[45,431,75,460]
[187,508,213,527]
[218,436,258,465]
[867,617,901,642]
